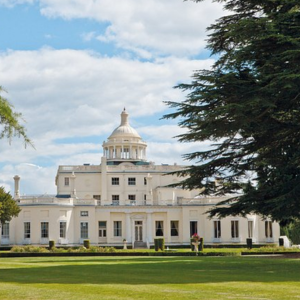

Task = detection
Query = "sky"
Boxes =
[0,0,224,195]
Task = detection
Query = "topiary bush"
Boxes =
[83,240,90,249]
[246,238,252,249]
[199,237,204,251]
[49,240,55,250]
[154,238,165,251]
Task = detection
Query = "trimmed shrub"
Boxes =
[49,240,55,250]
[246,238,253,249]
[83,240,90,249]
[154,238,165,251]
[199,238,204,251]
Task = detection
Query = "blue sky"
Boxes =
[0,0,222,195]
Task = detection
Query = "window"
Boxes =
[112,177,119,185]
[112,195,119,205]
[64,177,69,186]
[265,221,273,238]
[41,222,49,238]
[80,222,88,239]
[24,222,30,239]
[144,177,147,185]
[114,221,122,237]
[123,147,129,159]
[60,221,67,239]
[248,220,253,238]
[214,220,221,238]
[155,221,164,236]
[99,221,107,238]
[231,220,239,238]
[1,222,9,239]
[80,211,88,217]
[128,195,136,201]
[128,177,136,185]
[170,221,179,237]
[93,195,101,200]
[190,221,198,237]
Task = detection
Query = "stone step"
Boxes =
[134,241,147,249]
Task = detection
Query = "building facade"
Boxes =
[1,109,279,247]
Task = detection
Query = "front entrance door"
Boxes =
[135,221,143,241]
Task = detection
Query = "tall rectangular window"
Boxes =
[214,220,221,238]
[112,195,119,205]
[170,221,179,237]
[231,220,239,238]
[144,177,147,185]
[248,220,253,238]
[1,223,9,239]
[41,222,49,238]
[265,221,273,238]
[128,177,136,185]
[81,222,88,239]
[64,177,69,186]
[112,177,119,185]
[155,221,164,236]
[124,147,129,159]
[24,222,31,239]
[60,221,67,238]
[114,221,122,237]
[98,221,107,237]
[190,221,198,237]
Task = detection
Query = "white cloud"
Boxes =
[147,140,212,166]
[38,0,223,57]
[0,0,34,7]
[0,163,57,195]
[0,48,214,194]
[0,48,214,142]
[0,0,223,195]
[81,31,97,42]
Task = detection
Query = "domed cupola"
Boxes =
[102,109,147,164]
[108,109,141,139]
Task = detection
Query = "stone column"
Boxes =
[70,172,76,198]
[101,157,108,205]
[13,175,20,200]
[147,212,153,244]
[146,174,153,204]
[126,213,131,242]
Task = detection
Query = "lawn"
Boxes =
[0,256,299,300]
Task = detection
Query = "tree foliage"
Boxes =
[164,0,300,224]
[0,186,21,225]
[0,87,32,147]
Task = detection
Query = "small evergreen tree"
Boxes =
[0,187,21,243]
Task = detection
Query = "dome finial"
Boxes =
[121,108,129,126]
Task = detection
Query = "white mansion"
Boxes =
[2,109,279,247]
